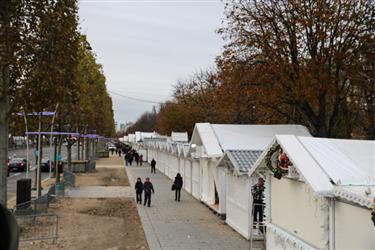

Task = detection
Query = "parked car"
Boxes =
[41,158,54,172]
[8,158,28,172]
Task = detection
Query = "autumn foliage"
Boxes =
[129,0,375,139]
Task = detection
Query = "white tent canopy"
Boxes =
[190,123,311,157]
[171,132,188,142]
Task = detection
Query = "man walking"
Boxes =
[135,177,143,204]
[143,177,154,207]
[150,158,156,174]
[174,173,183,202]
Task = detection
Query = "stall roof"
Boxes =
[297,137,374,186]
[225,150,263,174]
[191,123,310,158]
[212,124,310,151]
[171,132,188,142]
[191,123,222,157]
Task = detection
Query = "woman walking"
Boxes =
[174,173,183,202]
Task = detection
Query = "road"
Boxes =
[7,145,78,202]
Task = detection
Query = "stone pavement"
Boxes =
[64,186,132,198]
[126,163,262,250]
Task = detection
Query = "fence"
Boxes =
[63,170,76,187]
[16,213,58,243]
[14,193,54,216]
[86,160,96,172]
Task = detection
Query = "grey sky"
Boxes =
[78,0,225,126]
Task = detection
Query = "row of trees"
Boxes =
[128,0,375,140]
[0,0,115,204]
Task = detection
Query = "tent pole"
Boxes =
[329,198,335,250]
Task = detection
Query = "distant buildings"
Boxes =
[116,121,133,133]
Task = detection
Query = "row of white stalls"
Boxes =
[140,123,375,249]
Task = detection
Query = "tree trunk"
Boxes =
[0,105,9,205]
[0,4,11,205]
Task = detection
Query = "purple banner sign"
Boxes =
[26,132,80,136]
[13,111,56,116]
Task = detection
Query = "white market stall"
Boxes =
[191,123,311,215]
[250,135,375,249]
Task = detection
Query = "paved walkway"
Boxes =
[64,186,132,198]
[126,163,260,250]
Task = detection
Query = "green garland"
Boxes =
[265,144,288,179]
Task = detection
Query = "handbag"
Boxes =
[171,183,176,191]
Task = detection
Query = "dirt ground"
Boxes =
[19,156,148,250]
[76,167,130,187]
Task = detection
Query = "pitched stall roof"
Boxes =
[191,123,311,158]
[212,124,310,151]
[190,123,222,157]
[226,150,263,174]
[171,132,188,142]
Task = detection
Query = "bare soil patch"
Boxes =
[20,198,148,250]
[76,167,130,187]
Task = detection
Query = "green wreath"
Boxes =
[265,144,288,179]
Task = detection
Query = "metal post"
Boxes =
[22,111,29,178]
[49,104,58,178]
[329,198,335,250]
[36,112,42,197]
[77,133,80,160]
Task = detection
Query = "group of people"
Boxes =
[135,177,154,207]
[109,144,131,157]
[131,155,265,229]
[134,172,183,207]
[125,149,143,166]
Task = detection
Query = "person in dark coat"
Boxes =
[150,158,156,174]
[134,152,139,166]
[139,154,143,166]
[174,173,183,201]
[128,152,134,166]
[143,177,154,207]
[252,177,265,231]
[135,177,144,204]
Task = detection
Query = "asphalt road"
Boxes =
[7,145,78,202]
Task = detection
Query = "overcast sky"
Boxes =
[78,0,225,127]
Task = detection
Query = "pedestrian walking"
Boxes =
[135,177,143,204]
[129,152,134,166]
[134,152,139,166]
[143,177,154,207]
[139,154,143,166]
[125,153,129,166]
[173,173,183,201]
[34,149,38,165]
[150,158,156,174]
[110,148,115,155]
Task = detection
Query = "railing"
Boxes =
[86,160,96,172]
[16,213,58,243]
[63,170,76,187]
[14,193,54,216]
